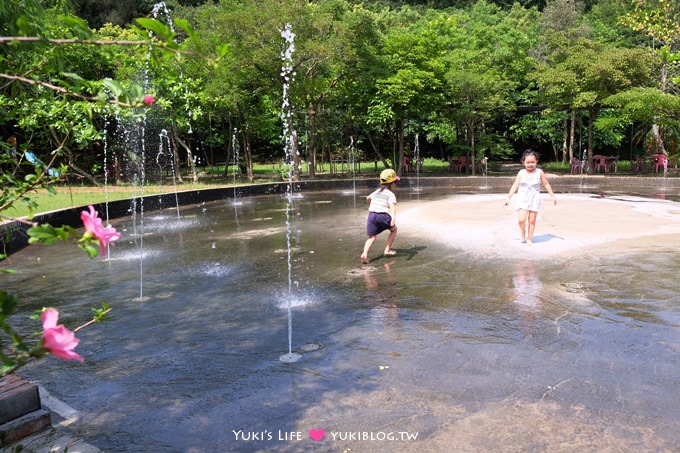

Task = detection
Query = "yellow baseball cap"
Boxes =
[379,169,400,185]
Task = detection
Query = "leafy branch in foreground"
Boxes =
[1,205,120,376]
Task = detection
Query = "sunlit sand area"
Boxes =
[398,192,680,259]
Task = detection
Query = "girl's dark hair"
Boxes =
[521,148,539,162]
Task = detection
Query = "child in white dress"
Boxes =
[504,149,557,244]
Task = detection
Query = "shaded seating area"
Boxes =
[448,155,467,173]
[593,155,618,173]
[633,154,676,175]
[570,157,584,174]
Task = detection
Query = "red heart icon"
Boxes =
[309,428,325,442]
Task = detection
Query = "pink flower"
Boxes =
[81,205,122,255]
[41,309,84,362]
[143,95,155,107]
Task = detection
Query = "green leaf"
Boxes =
[26,224,73,245]
[92,304,111,323]
[0,365,17,376]
[60,72,86,84]
[80,243,100,259]
[135,18,175,44]
[102,79,125,99]
[59,15,93,40]
[216,44,231,59]
[174,19,197,41]
[0,290,19,321]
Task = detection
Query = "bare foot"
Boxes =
[527,240,533,246]
[361,255,369,264]
[384,250,397,257]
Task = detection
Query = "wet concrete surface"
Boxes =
[4,177,680,452]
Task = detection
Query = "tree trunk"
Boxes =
[169,135,184,184]
[568,110,576,162]
[587,108,595,174]
[562,117,568,163]
[470,126,476,176]
[652,124,667,155]
[397,119,405,175]
[172,120,197,183]
[66,157,98,184]
[244,131,253,182]
[222,119,233,178]
[366,131,390,169]
[651,58,668,155]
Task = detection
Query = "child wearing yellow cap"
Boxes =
[361,169,400,264]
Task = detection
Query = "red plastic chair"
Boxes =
[457,156,467,173]
[593,155,608,173]
[570,157,583,174]
[448,156,466,173]
[652,154,668,173]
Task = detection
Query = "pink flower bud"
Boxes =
[143,95,155,107]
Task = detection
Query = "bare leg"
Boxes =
[361,235,377,264]
[517,210,528,242]
[384,226,397,256]
[526,211,538,244]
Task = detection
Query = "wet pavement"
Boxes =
[4,177,680,452]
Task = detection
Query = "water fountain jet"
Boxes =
[279,22,302,364]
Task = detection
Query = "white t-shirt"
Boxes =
[368,187,397,214]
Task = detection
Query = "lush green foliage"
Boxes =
[1,0,679,191]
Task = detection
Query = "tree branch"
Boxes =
[0,132,69,223]
[0,36,199,58]
[0,73,135,107]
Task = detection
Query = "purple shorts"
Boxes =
[367,211,393,237]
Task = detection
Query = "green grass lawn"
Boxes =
[3,184,213,219]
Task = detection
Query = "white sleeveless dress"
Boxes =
[515,169,543,212]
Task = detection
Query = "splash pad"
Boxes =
[4,176,680,452]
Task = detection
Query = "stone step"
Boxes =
[0,408,51,446]
[0,374,41,424]
[0,375,51,446]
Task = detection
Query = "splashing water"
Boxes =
[102,117,113,259]
[232,128,241,206]
[157,129,181,218]
[414,134,421,196]
[279,23,302,363]
[350,136,357,208]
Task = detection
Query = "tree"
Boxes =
[442,1,537,170]
[619,0,680,156]
[366,6,448,175]
[289,0,359,177]
[531,25,654,170]
[184,0,308,181]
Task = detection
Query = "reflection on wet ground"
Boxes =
[4,182,680,452]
